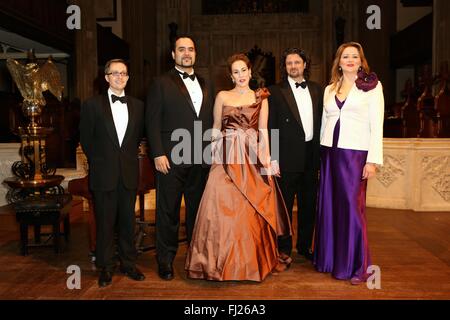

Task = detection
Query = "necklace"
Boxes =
[235,87,250,95]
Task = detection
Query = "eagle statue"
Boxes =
[6,55,64,107]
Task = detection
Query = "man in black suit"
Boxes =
[146,35,214,280]
[80,59,145,287]
[268,48,323,262]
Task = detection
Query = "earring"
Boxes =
[358,66,362,72]
[338,66,342,72]
[231,78,235,84]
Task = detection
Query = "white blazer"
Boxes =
[320,81,384,165]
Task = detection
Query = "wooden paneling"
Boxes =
[193,34,210,67]
[201,0,309,15]
[401,0,433,6]
[234,34,258,55]
[211,34,234,65]
[188,13,323,91]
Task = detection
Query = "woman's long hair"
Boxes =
[330,42,370,93]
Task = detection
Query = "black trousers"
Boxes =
[92,179,137,272]
[155,165,208,265]
[277,150,318,256]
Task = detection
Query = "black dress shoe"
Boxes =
[98,270,113,287]
[120,266,145,281]
[158,263,174,281]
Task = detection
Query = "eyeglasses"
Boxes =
[106,72,129,77]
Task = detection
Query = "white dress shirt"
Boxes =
[288,77,314,141]
[108,88,128,147]
[175,66,203,116]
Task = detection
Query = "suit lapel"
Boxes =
[169,69,197,117]
[280,80,302,127]
[197,75,209,118]
[101,94,120,149]
[121,96,134,148]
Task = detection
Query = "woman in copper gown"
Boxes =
[185,53,291,282]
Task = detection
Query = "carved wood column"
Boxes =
[358,0,396,106]
[319,0,359,83]
[142,1,158,93]
[433,0,450,74]
[322,0,334,83]
[122,0,145,99]
[71,0,97,102]
[156,0,191,75]
[332,0,359,49]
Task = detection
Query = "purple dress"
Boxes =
[313,96,371,282]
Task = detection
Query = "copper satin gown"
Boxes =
[185,88,291,282]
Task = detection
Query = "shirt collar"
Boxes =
[288,76,306,88]
[175,66,195,76]
[108,88,125,97]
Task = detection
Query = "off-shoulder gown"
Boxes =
[185,88,291,281]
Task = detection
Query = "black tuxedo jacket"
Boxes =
[145,68,214,167]
[268,80,323,173]
[79,94,145,191]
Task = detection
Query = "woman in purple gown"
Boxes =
[313,42,384,285]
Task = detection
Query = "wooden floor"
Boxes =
[0,201,449,300]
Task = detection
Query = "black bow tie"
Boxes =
[295,81,307,89]
[179,71,196,81]
[111,94,127,104]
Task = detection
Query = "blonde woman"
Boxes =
[313,42,384,285]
